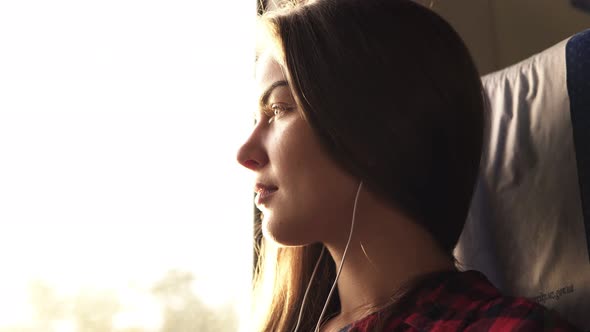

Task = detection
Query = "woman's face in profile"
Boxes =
[236,52,358,246]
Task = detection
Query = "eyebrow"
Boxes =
[259,80,289,108]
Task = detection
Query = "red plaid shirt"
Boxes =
[339,270,580,332]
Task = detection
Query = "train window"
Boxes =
[0,1,255,331]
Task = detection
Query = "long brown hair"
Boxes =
[252,0,485,331]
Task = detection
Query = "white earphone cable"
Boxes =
[292,180,363,332]
[314,181,363,332]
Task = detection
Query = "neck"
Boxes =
[322,192,455,328]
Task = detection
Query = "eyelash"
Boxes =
[257,103,293,124]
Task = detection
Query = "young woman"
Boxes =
[236,0,580,331]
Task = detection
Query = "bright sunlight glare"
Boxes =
[0,1,255,331]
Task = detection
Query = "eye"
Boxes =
[271,104,290,117]
[263,103,293,123]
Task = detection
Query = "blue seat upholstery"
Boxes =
[567,30,590,263]
[456,29,590,331]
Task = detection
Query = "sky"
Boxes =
[0,0,255,329]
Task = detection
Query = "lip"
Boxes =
[255,183,278,207]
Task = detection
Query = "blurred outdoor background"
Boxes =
[0,1,255,331]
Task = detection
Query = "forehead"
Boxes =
[256,52,288,88]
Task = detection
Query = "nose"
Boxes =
[236,127,268,171]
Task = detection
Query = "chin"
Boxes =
[261,214,313,247]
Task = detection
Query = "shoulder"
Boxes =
[399,294,580,332]
[392,270,580,331]
[347,270,580,331]
[462,295,581,332]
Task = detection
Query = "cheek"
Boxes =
[302,149,361,230]
[295,156,357,238]
[293,134,352,200]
